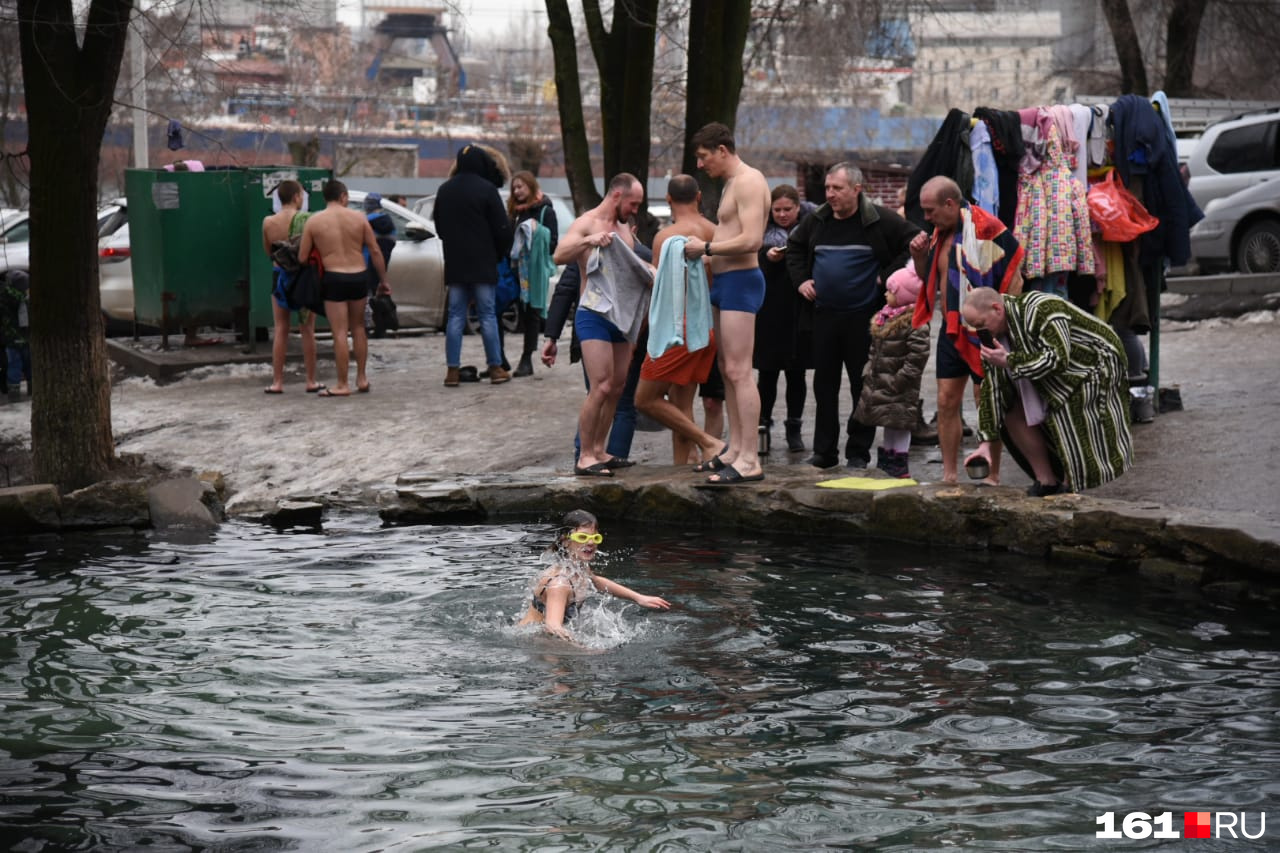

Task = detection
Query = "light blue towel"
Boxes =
[647,235,711,360]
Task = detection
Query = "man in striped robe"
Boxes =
[961,289,1133,496]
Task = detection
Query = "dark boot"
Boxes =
[514,355,534,377]
[910,399,938,446]
[876,447,910,479]
[784,418,804,452]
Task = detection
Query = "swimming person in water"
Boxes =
[517,509,671,641]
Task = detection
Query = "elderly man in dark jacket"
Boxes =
[786,162,920,469]
[435,144,514,386]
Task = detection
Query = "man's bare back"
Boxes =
[653,213,714,260]
[301,205,377,275]
[261,207,296,257]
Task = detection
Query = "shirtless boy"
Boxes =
[261,180,321,394]
[549,173,646,476]
[298,179,390,397]
[683,122,772,484]
[635,175,722,464]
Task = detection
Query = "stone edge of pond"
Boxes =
[5,467,1277,611]
[0,472,229,535]
[376,467,1280,610]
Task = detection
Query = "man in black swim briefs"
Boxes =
[298,179,390,397]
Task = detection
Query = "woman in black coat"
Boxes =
[755,185,813,453]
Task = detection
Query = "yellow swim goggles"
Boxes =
[568,531,603,545]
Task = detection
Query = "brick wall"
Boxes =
[792,161,912,209]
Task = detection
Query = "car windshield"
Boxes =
[347,200,420,241]
[2,219,30,244]
[97,208,127,239]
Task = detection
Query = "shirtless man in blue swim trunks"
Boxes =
[552,173,646,477]
[683,123,772,484]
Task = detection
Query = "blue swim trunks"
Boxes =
[710,268,766,314]
[575,306,628,343]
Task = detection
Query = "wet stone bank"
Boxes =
[3,465,1279,611]
[383,466,1280,610]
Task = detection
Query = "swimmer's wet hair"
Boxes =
[559,509,598,533]
[547,509,599,557]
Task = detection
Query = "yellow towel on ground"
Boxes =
[817,476,919,490]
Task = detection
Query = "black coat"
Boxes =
[434,147,514,285]
[904,108,975,230]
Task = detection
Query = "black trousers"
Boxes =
[497,301,544,366]
[757,368,807,424]
[811,308,876,465]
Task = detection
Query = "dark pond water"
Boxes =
[1,517,1277,850]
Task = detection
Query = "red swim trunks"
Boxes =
[640,331,717,385]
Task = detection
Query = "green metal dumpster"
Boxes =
[125,166,331,341]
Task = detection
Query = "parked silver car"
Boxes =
[1188,178,1280,274]
[345,190,445,329]
[0,202,135,332]
[411,191,575,332]
[1187,109,1280,209]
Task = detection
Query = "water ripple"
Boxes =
[0,522,1276,850]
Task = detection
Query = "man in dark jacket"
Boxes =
[434,144,514,385]
[787,162,920,469]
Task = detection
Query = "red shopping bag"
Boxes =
[1088,169,1159,242]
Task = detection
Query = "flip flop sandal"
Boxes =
[692,454,726,473]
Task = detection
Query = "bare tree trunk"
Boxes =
[682,0,752,213]
[1164,0,1208,96]
[0,23,28,207]
[545,0,599,213]
[18,0,130,490]
[583,0,658,193]
[1099,0,1149,95]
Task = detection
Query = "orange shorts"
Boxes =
[640,331,717,385]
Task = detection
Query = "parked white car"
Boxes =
[411,190,575,332]
[0,201,136,332]
[95,200,134,329]
[1189,178,1280,273]
[345,190,445,329]
[1186,109,1280,209]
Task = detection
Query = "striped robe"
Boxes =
[976,292,1133,490]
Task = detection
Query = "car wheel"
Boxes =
[465,302,520,335]
[501,302,520,334]
[1236,220,1280,273]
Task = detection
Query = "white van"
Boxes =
[1186,108,1280,209]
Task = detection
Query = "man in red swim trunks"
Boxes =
[635,175,721,464]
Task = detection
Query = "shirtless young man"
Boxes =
[548,173,646,476]
[635,175,721,464]
[261,180,321,394]
[298,179,390,397]
[683,122,772,484]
